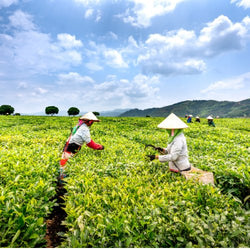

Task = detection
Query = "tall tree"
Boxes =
[68,107,80,116]
[45,106,59,116]
[0,105,14,115]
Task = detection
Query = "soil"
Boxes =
[45,183,68,248]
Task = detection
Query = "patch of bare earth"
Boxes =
[45,184,67,248]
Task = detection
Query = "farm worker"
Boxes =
[207,115,215,127]
[147,113,191,172]
[187,115,193,123]
[195,116,200,123]
[58,112,104,182]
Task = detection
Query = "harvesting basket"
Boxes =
[181,166,214,185]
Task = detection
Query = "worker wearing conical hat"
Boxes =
[58,112,104,183]
[195,116,200,123]
[207,115,215,127]
[187,114,193,123]
[147,113,191,172]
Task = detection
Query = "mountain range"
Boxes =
[119,99,250,118]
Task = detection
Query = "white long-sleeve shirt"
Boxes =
[158,133,190,171]
[69,123,91,146]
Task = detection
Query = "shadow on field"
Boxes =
[45,182,67,248]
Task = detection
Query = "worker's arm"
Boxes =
[158,140,182,162]
[86,139,104,150]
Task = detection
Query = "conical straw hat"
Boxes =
[157,113,188,129]
[80,112,100,122]
[207,115,213,119]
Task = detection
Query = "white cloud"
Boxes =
[128,35,138,48]
[0,11,83,75]
[85,41,130,69]
[9,10,36,30]
[201,72,250,93]
[18,81,28,88]
[137,15,250,76]
[109,31,118,40]
[37,87,48,94]
[57,72,95,85]
[57,33,83,49]
[95,10,102,22]
[120,0,187,28]
[137,29,205,75]
[242,16,250,34]
[15,73,159,113]
[85,62,103,71]
[74,0,102,21]
[74,0,101,5]
[85,8,94,18]
[103,49,128,68]
[124,74,159,98]
[90,74,159,107]
[231,0,250,8]
[0,0,18,9]
[198,15,247,56]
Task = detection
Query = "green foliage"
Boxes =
[68,107,80,116]
[60,116,249,248]
[0,116,249,247]
[45,106,59,116]
[0,116,59,247]
[0,104,15,115]
[93,111,100,116]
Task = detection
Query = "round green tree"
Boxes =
[45,106,59,116]
[68,107,80,116]
[0,105,15,115]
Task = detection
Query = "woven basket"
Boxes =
[181,166,214,185]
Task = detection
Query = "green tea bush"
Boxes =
[0,116,60,247]
[0,116,249,247]
[60,117,249,247]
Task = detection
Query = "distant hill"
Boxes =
[120,99,250,118]
[100,109,130,117]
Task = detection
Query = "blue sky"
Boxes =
[0,0,250,114]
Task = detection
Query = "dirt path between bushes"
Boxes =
[45,184,67,248]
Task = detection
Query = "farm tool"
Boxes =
[145,144,164,153]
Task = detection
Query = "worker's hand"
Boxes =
[146,155,156,161]
[97,145,104,150]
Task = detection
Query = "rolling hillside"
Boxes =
[120,99,250,118]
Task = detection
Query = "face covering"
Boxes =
[167,129,183,143]
[78,119,85,126]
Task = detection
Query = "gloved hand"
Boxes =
[146,155,156,161]
[98,145,104,150]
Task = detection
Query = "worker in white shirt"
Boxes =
[58,112,104,182]
[147,113,191,172]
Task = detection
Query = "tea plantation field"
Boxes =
[0,115,249,247]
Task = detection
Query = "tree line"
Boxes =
[45,106,81,116]
[45,106,99,116]
[0,105,99,116]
